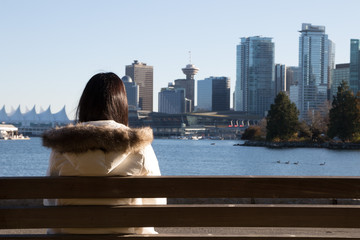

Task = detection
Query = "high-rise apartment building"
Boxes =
[350,39,360,94]
[197,76,230,112]
[235,36,275,116]
[298,23,334,119]
[122,76,139,110]
[331,63,350,99]
[275,64,286,96]
[125,60,153,112]
[158,83,186,114]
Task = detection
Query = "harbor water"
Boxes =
[1,137,360,176]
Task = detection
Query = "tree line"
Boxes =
[242,81,360,143]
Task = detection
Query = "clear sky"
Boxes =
[1,0,360,119]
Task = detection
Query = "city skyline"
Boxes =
[1,0,360,118]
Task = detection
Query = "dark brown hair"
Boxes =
[76,72,128,125]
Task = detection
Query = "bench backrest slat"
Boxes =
[2,205,360,229]
[3,235,353,240]
[1,176,360,199]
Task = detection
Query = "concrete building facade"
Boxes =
[158,84,186,114]
[125,60,153,112]
[122,75,139,110]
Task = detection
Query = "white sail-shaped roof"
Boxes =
[24,106,30,113]
[0,105,9,123]
[53,106,71,124]
[1,105,71,126]
[39,106,46,113]
[9,106,16,116]
[37,106,54,124]
[8,105,24,123]
[23,105,39,123]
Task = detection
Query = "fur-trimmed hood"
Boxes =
[42,121,153,153]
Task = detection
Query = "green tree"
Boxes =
[241,125,262,140]
[266,92,300,141]
[306,101,331,142]
[328,81,360,141]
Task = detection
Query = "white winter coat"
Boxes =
[42,120,166,234]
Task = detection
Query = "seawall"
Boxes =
[236,140,360,149]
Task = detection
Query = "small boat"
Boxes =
[293,161,299,165]
[285,161,290,164]
[320,162,326,166]
[9,134,30,140]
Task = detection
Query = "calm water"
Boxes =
[1,137,360,176]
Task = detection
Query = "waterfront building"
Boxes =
[0,105,71,135]
[235,36,275,116]
[125,60,153,112]
[197,76,230,112]
[350,39,360,94]
[275,64,286,96]
[122,75,139,110]
[158,83,186,114]
[298,23,334,119]
[331,63,350,99]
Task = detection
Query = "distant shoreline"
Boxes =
[235,140,360,150]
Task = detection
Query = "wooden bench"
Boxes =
[1,176,360,239]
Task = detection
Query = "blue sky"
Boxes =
[1,0,359,119]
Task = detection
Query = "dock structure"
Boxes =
[0,124,18,139]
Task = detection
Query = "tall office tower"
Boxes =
[158,83,186,114]
[235,36,275,116]
[298,23,334,119]
[275,64,286,96]
[290,85,300,110]
[122,76,139,110]
[197,76,230,112]
[331,63,350,99]
[350,39,360,94]
[176,64,199,112]
[286,66,301,92]
[328,40,336,100]
[125,60,153,112]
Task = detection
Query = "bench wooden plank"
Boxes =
[2,205,360,229]
[2,176,360,199]
[2,234,360,240]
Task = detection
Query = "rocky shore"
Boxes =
[235,140,360,150]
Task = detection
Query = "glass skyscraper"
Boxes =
[331,63,350,99]
[235,36,275,117]
[298,23,334,119]
[197,76,230,112]
[350,39,360,94]
[274,64,286,96]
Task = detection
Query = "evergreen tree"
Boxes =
[266,92,300,141]
[328,81,360,141]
